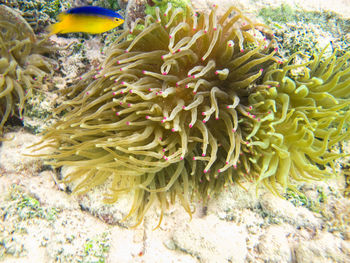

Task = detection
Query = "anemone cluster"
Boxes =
[33,4,350,225]
[0,5,54,134]
[243,50,350,193]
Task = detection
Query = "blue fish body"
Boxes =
[66,6,123,19]
[49,6,124,35]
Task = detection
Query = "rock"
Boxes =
[294,232,350,263]
[259,192,323,229]
[172,214,248,263]
[257,225,293,263]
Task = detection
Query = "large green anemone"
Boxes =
[0,5,55,134]
[32,4,350,226]
[244,49,350,193]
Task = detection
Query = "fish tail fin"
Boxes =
[47,22,62,36]
[47,14,67,36]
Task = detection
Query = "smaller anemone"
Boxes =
[243,48,350,194]
[0,5,55,134]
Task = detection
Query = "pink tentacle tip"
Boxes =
[171,128,176,132]
[240,49,244,53]
[119,68,123,71]
[274,47,278,52]
[218,169,221,173]
[213,27,217,31]
[169,35,172,39]
[177,48,181,52]
[193,27,196,31]
[159,137,163,141]
[124,50,129,53]
[180,156,184,160]
[257,118,261,122]
[121,81,125,85]
[145,115,150,119]
[225,161,229,165]
[128,103,132,107]
[79,76,82,80]
[232,129,236,132]
[192,157,196,160]
[215,71,219,75]
[117,61,121,65]
[175,82,179,87]
[203,170,208,174]
[201,112,205,116]
[129,90,133,93]
[202,120,206,123]
[126,121,130,125]
[189,124,193,128]
[142,70,146,74]
[215,117,219,120]
[185,85,189,88]
[202,153,206,157]
[162,72,167,75]
[112,92,116,96]
[260,68,263,72]
[182,106,186,109]
[116,112,120,116]
[86,92,90,95]
[249,106,253,110]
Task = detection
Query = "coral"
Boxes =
[3,0,71,32]
[33,4,278,226]
[0,5,55,134]
[244,49,350,194]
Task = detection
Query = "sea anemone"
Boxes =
[32,4,280,225]
[244,49,350,194]
[0,5,54,134]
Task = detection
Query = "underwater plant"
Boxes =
[32,3,350,226]
[33,4,278,225]
[0,5,55,134]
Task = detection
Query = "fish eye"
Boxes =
[115,18,120,22]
